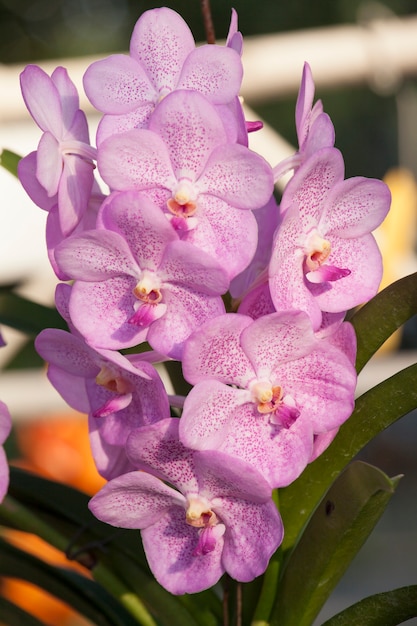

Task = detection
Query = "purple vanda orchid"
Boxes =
[97,90,274,280]
[35,327,170,480]
[19,65,97,236]
[83,7,243,144]
[55,191,228,359]
[179,311,357,488]
[269,147,391,331]
[89,418,283,594]
[0,401,11,502]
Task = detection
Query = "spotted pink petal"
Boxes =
[177,44,243,105]
[98,128,175,192]
[198,142,274,210]
[322,177,391,237]
[142,506,225,595]
[130,7,195,92]
[83,54,155,115]
[182,313,253,386]
[148,90,227,179]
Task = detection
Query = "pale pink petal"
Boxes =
[310,233,383,312]
[83,54,155,114]
[179,380,250,449]
[147,285,225,360]
[126,419,198,493]
[98,191,178,270]
[89,470,185,528]
[130,7,194,92]
[58,155,94,235]
[280,147,344,222]
[219,495,282,581]
[55,229,138,281]
[178,45,243,104]
[269,209,323,331]
[198,143,274,209]
[98,129,175,191]
[238,282,276,320]
[20,65,63,136]
[158,240,229,295]
[18,152,57,211]
[68,276,148,350]
[96,105,154,145]
[295,62,316,149]
[51,67,79,132]
[322,177,391,237]
[184,195,258,281]
[182,314,253,386]
[142,506,224,595]
[36,132,62,196]
[240,311,318,378]
[148,90,226,179]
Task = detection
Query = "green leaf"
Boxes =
[279,363,417,554]
[0,291,67,335]
[270,462,400,626]
[350,272,417,373]
[0,149,21,177]
[0,536,141,626]
[0,595,47,626]
[322,585,417,626]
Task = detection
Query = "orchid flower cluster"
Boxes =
[16,7,391,596]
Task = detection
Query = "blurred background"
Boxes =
[1,0,417,624]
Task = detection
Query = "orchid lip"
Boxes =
[133,271,162,304]
[186,495,218,528]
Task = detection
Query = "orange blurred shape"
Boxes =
[1,531,92,626]
[14,410,106,495]
[1,411,106,625]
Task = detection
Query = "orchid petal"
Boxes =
[198,143,274,209]
[89,470,185,529]
[142,506,224,595]
[55,229,138,281]
[51,66,80,132]
[178,45,243,105]
[68,276,148,350]
[182,313,253,386]
[83,54,155,114]
[130,7,194,91]
[98,129,175,191]
[148,90,227,179]
[323,177,391,237]
[20,64,63,136]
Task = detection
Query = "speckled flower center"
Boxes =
[95,364,132,394]
[304,228,331,271]
[133,271,162,305]
[186,495,218,528]
[167,179,197,217]
[250,381,284,414]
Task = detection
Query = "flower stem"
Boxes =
[251,490,282,625]
[200,0,216,44]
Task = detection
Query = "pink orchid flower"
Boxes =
[89,418,283,594]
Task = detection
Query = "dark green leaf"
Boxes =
[0,595,47,626]
[271,462,399,626]
[322,585,417,626]
[279,363,417,553]
[0,292,67,336]
[0,149,21,177]
[350,272,417,373]
[0,537,140,626]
